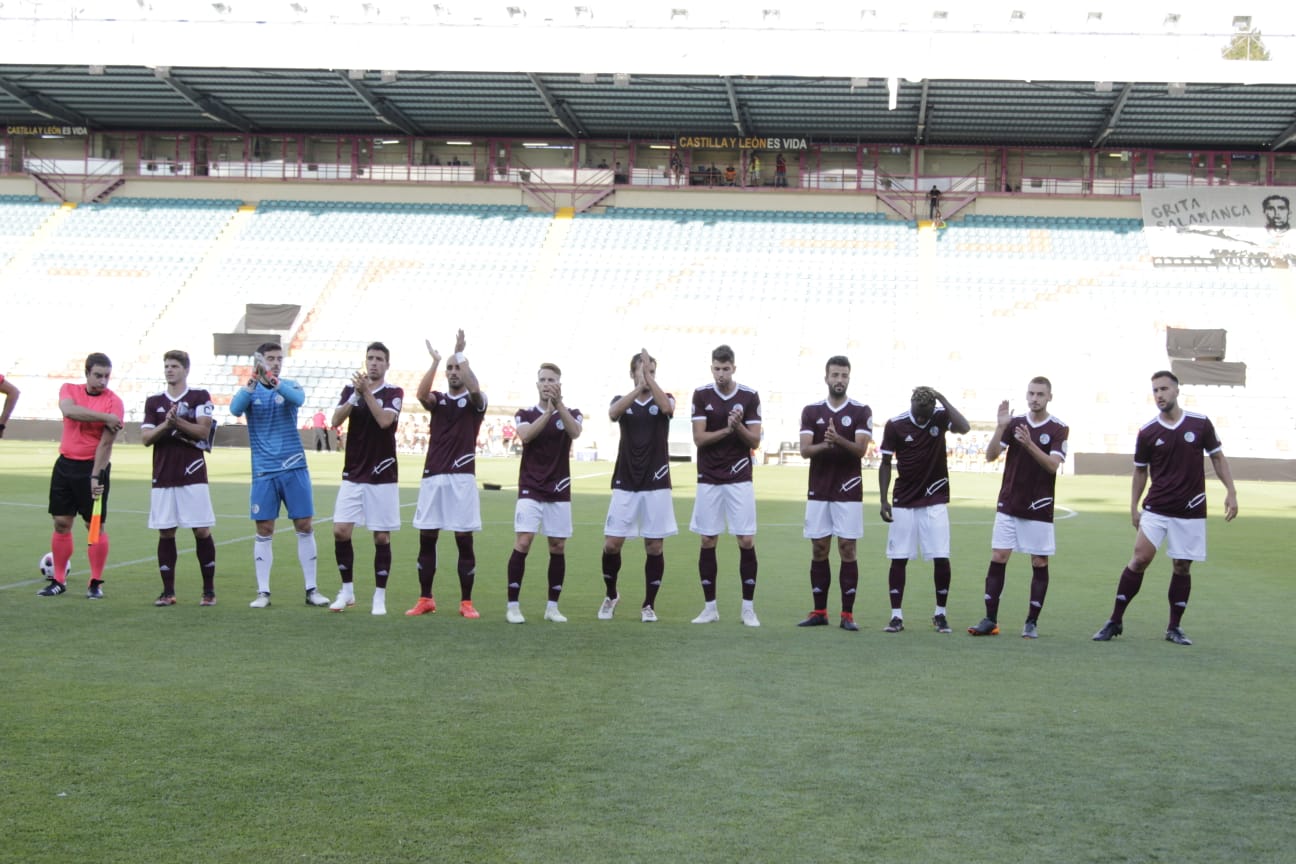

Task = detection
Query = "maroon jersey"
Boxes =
[880,408,954,508]
[338,383,402,485]
[692,383,762,485]
[422,389,488,477]
[516,405,583,502]
[997,413,1069,522]
[1135,412,1221,519]
[611,394,674,492]
[142,388,215,488]
[801,399,873,502]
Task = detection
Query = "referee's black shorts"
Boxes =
[48,455,111,524]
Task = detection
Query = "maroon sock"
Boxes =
[195,534,216,595]
[739,546,757,601]
[644,552,664,608]
[158,536,178,594]
[839,560,859,614]
[547,553,565,603]
[417,533,438,597]
[455,534,476,601]
[984,560,1007,620]
[1028,564,1049,620]
[698,546,718,602]
[335,538,355,584]
[933,557,951,606]
[1168,572,1191,628]
[602,550,621,599]
[888,559,908,609]
[374,543,391,590]
[1110,566,1144,624]
[507,549,526,603]
[810,558,831,610]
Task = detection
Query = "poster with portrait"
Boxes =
[1140,187,1294,268]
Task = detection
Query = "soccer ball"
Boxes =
[39,552,71,580]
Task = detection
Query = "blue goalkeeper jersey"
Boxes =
[230,379,309,477]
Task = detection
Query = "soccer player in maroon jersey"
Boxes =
[599,348,676,623]
[329,342,402,616]
[968,377,1068,638]
[797,356,873,631]
[506,363,583,624]
[689,345,763,627]
[140,350,218,606]
[878,385,971,633]
[1093,371,1238,646]
[408,330,487,619]
[0,372,19,438]
[39,352,124,598]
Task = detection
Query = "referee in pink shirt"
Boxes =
[39,352,124,599]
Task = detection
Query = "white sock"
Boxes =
[508,601,520,611]
[891,608,903,618]
[704,600,717,611]
[341,581,355,601]
[742,599,754,612]
[254,535,273,593]
[372,586,385,604]
[934,605,947,617]
[296,531,317,590]
[546,600,559,610]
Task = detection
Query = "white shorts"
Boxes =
[332,480,402,532]
[148,485,216,530]
[1138,511,1207,562]
[886,503,950,560]
[803,500,863,540]
[990,512,1055,556]
[514,498,573,538]
[412,474,481,532]
[604,488,678,539]
[690,482,757,537]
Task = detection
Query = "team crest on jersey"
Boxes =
[929,427,939,437]
[556,420,565,431]
[841,415,852,427]
[1184,431,1196,443]
[649,405,659,415]
[457,397,467,408]
[1040,433,1050,445]
[273,394,284,406]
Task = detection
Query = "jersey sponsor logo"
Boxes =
[281,453,305,470]
[705,402,715,412]
[904,434,914,442]
[555,477,572,492]
[1184,431,1196,443]
[925,478,949,496]
[1155,438,1165,446]
[653,463,670,481]
[452,453,476,469]
[372,457,396,476]
[816,417,826,425]
[1028,496,1053,511]
[839,476,862,493]
[730,457,751,474]
[184,457,205,476]
[1187,492,1207,510]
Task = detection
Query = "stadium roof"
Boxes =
[3,2,1296,150]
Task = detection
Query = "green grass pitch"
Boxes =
[1,441,1292,863]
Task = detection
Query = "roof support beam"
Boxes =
[1091,82,1133,148]
[337,72,422,137]
[724,76,748,138]
[0,76,90,127]
[525,72,586,138]
[159,73,253,132]
[915,79,931,143]
[1271,116,1296,150]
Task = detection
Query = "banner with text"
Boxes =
[1140,187,1294,268]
